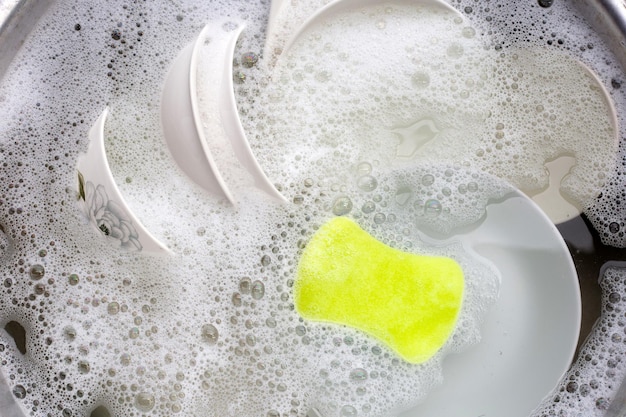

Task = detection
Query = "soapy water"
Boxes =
[534,262,626,416]
[247,2,617,215]
[0,157,503,417]
[3,2,506,414]
[0,1,625,417]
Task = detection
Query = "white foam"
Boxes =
[249,4,617,218]
[0,0,624,416]
[532,263,626,416]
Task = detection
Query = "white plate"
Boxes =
[406,192,581,417]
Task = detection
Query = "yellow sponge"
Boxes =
[294,217,464,364]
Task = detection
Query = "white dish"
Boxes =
[525,60,618,225]
[0,2,585,416]
[407,191,581,417]
[161,20,286,205]
[264,0,460,65]
[282,0,460,54]
[77,108,171,254]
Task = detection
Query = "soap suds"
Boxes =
[0,0,625,417]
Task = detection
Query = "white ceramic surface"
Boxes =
[161,21,286,205]
[77,108,170,254]
[274,0,618,228]
[263,0,458,64]
[526,60,618,225]
[407,191,581,417]
[0,2,585,417]
[277,0,461,57]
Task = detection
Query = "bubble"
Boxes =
[68,274,79,285]
[361,202,376,214]
[424,199,443,217]
[78,360,90,374]
[356,162,372,176]
[12,384,26,399]
[357,175,378,192]
[462,26,476,38]
[447,43,464,58]
[349,368,368,382]
[573,383,588,398]
[201,324,219,344]
[411,72,430,89]
[29,264,45,280]
[239,277,252,294]
[595,397,609,410]
[120,353,131,366]
[33,283,45,295]
[134,392,155,412]
[341,405,358,417]
[107,302,120,315]
[333,196,353,216]
[234,71,246,84]
[241,52,259,68]
[315,71,331,83]
[566,381,578,393]
[421,174,435,186]
[63,326,77,341]
[249,280,265,300]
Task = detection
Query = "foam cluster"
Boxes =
[0,0,625,417]
[0,2,503,416]
[532,263,626,416]
[246,2,617,217]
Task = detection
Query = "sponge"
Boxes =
[294,217,464,364]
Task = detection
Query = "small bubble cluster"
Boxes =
[533,264,626,416]
[0,0,626,417]
[251,3,617,222]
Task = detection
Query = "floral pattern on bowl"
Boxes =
[76,108,170,254]
[78,171,142,251]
